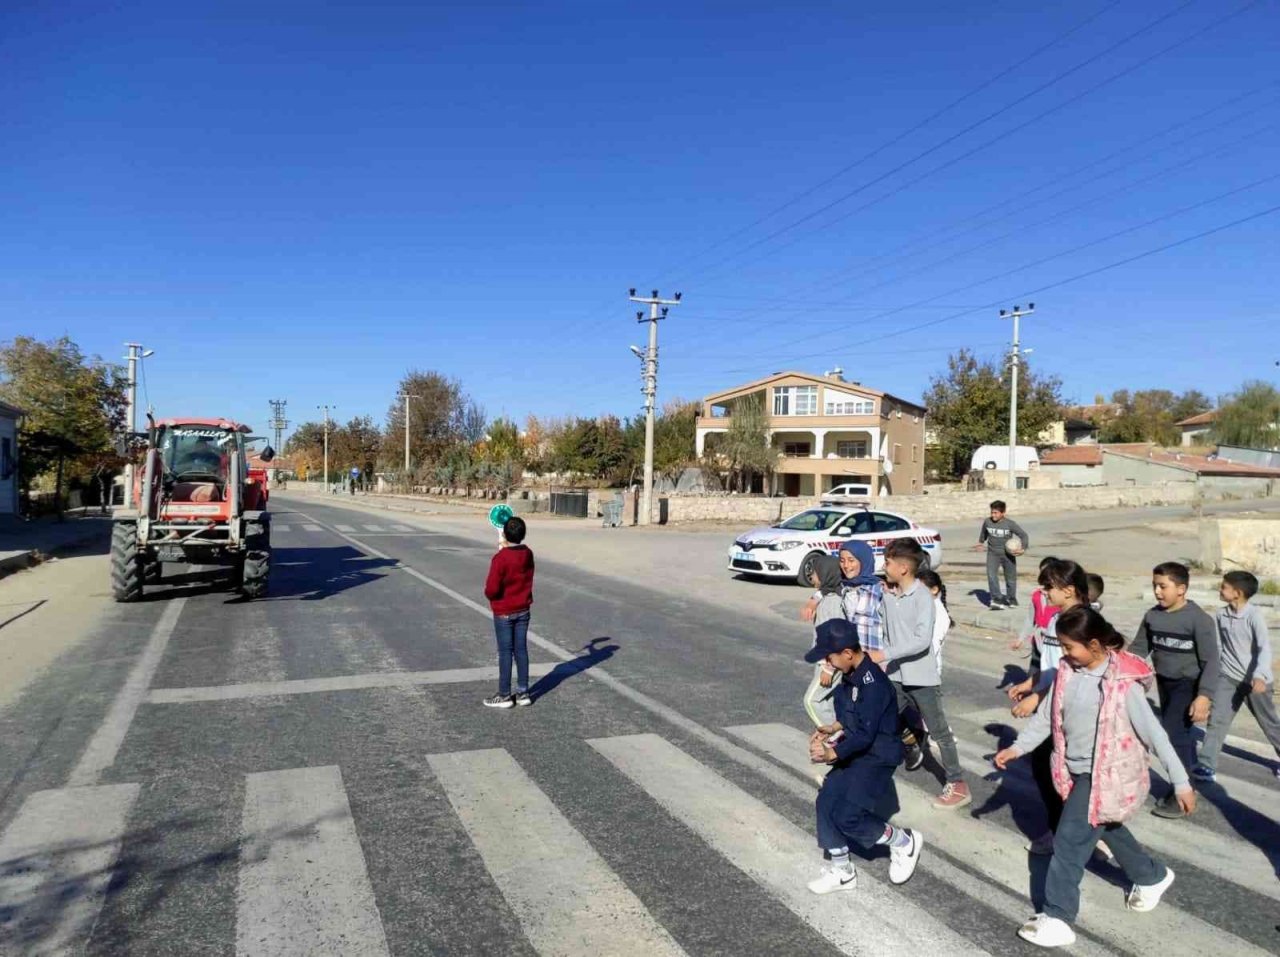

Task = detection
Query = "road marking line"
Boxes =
[390,525,414,532]
[273,524,291,532]
[589,733,991,957]
[955,707,1280,824]
[147,663,559,704]
[334,524,355,532]
[236,765,389,957]
[301,523,323,532]
[0,783,141,954]
[429,748,686,957]
[361,524,387,532]
[946,736,1280,903]
[67,598,186,787]
[725,723,1272,957]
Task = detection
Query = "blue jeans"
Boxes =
[493,610,530,696]
[1043,772,1164,923]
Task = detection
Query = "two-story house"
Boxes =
[696,371,926,497]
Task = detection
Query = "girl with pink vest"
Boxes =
[995,607,1195,949]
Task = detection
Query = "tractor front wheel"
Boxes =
[110,522,144,603]
[238,519,270,599]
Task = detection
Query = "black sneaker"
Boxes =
[483,693,515,709]
[513,692,533,707]
[1151,794,1185,819]
[905,743,925,771]
[1006,598,1020,608]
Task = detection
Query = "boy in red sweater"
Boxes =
[483,516,535,708]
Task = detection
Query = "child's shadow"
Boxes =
[998,664,1030,691]
[528,637,618,701]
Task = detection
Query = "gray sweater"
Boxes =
[881,579,939,687]
[1013,660,1190,791]
[1216,602,1273,684]
[1130,601,1220,693]
[978,516,1029,553]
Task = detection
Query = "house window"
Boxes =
[772,387,789,416]
[782,442,811,457]
[824,398,875,415]
[892,443,902,464]
[836,440,868,459]
[911,444,918,463]
[794,386,818,415]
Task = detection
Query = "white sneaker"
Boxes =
[1126,867,1175,912]
[888,830,923,885]
[807,866,857,895]
[1018,914,1076,948]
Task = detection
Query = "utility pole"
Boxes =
[318,404,335,489]
[268,399,289,452]
[397,393,420,484]
[122,342,153,504]
[999,304,1035,493]
[628,288,682,525]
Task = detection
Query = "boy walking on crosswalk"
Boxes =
[805,618,923,894]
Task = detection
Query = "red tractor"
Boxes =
[111,416,273,601]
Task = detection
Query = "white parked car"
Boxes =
[820,482,873,505]
[727,505,943,585]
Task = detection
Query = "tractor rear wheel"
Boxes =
[110,522,144,602]
[239,519,270,599]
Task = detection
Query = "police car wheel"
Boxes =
[797,551,825,587]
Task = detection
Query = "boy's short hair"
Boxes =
[1086,573,1105,599]
[883,537,924,572]
[990,500,1007,512]
[503,516,527,544]
[1152,561,1189,586]
[1223,570,1259,600]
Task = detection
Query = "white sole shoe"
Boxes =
[888,830,923,885]
[807,868,857,894]
[1127,867,1175,912]
[1018,914,1077,948]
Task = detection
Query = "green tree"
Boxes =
[923,349,1063,478]
[1099,389,1213,445]
[0,336,126,516]
[1212,381,1280,448]
[382,370,469,469]
[331,416,382,481]
[652,400,699,485]
[708,393,772,492]
[283,421,327,479]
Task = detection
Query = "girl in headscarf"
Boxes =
[838,541,884,658]
[804,554,846,727]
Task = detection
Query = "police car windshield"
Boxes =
[777,509,844,531]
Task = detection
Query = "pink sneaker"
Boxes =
[932,781,972,809]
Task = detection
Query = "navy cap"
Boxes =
[804,618,861,663]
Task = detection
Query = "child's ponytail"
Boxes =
[1054,606,1124,650]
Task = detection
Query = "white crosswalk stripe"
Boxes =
[273,524,291,533]
[390,525,414,532]
[301,523,322,532]
[361,524,387,532]
[236,766,389,957]
[590,733,994,957]
[725,723,1275,957]
[429,748,687,957]
[334,524,355,532]
[0,784,141,954]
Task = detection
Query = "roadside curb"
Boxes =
[0,522,111,581]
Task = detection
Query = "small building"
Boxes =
[0,400,22,516]
[1039,445,1106,486]
[1175,410,1217,447]
[697,371,926,496]
[1103,445,1280,492]
[1216,444,1280,469]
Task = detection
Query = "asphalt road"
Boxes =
[0,496,1277,956]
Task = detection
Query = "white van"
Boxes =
[970,445,1040,473]
[820,482,873,504]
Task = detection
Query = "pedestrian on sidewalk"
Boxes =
[1130,561,1219,819]
[803,555,848,728]
[482,516,535,709]
[973,500,1029,609]
[1007,559,1090,855]
[879,538,970,809]
[1193,571,1280,783]
[804,618,923,895]
[996,606,1191,949]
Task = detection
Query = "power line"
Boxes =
[680,0,1264,290]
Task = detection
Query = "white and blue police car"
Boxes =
[727,505,943,585]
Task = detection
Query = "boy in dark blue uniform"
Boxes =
[805,618,924,893]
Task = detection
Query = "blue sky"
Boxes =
[3,0,1278,441]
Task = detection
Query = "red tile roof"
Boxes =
[1175,410,1217,427]
[1040,446,1103,466]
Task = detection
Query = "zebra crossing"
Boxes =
[273,522,419,535]
[2,725,1273,956]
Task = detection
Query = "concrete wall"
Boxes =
[1200,518,1280,577]
[1217,445,1280,469]
[1101,454,1193,486]
[650,480,1280,525]
[1041,463,1105,487]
